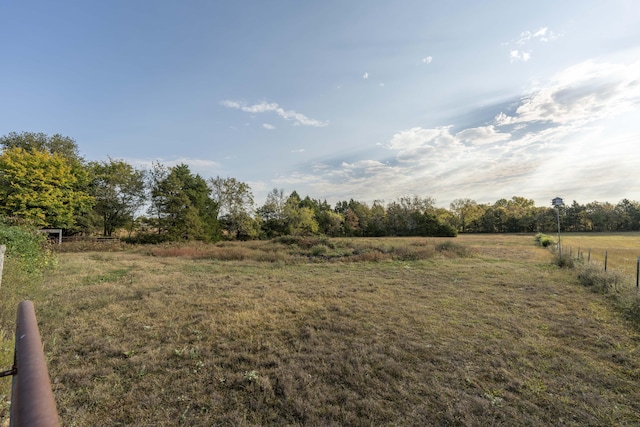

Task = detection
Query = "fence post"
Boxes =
[604,251,608,272]
[10,300,60,427]
[0,244,5,289]
[588,248,591,263]
[636,257,639,290]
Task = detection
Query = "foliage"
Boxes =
[256,188,288,238]
[88,159,146,236]
[0,131,82,162]
[534,233,554,247]
[4,131,640,240]
[209,176,258,239]
[0,148,93,229]
[0,220,53,277]
[147,163,220,241]
[0,221,53,419]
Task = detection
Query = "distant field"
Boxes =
[557,232,640,278]
[6,235,640,426]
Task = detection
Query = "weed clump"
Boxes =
[577,264,625,293]
[553,252,575,268]
[435,240,470,257]
[272,235,334,249]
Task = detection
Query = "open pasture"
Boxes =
[14,235,640,425]
[557,233,640,279]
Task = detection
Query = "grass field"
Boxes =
[3,234,640,425]
[559,232,640,279]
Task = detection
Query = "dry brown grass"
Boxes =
[559,232,640,278]
[4,235,640,425]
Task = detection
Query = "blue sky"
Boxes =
[1,1,639,208]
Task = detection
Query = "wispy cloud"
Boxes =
[222,100,328,127]
[422,56,433,64]
[517,27,559,45]
[263,123,276,130]
[363,72,369,79]
[506,26,559,62]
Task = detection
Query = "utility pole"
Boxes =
[552,197,564,256]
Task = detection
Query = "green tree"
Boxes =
[585,201,618,231]
[0,148,93,229]
[257,188,288,238]
[449,198,479,233]
[385,196,434,236]
[616,199,640,231]
[284,192,318,235]
[366,201,387,237]
[148,163,219,241]
[0,131,82,162]
[209,176,257,239]
[315,209,343,237]
[88,159,147,236]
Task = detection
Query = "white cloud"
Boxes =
[422,56,433,64]
[363,72,369,79]
[222,100,328,127]
[263,58,640,207]
[508,27,558,62]
[456,126,511,145]
[263,123,276,130]
[510,50,531,62]
[517,27,558,45]
[495,59,640,127]
[291,149,305,153]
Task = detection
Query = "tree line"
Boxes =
[1,132,639,241]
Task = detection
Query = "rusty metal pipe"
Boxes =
[10,300,60,427]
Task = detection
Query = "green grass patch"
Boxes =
[81,269,132,285]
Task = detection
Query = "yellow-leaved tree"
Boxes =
[0,147,93,229]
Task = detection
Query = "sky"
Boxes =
[1,0,639,208]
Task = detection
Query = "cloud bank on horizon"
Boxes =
[267,57,640,206]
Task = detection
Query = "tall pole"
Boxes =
[552,197,564,257]
[556,206,561,256]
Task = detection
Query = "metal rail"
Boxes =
[9,300,60,427]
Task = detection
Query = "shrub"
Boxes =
[0,221,53,417]
[0,220,53,277]
[535,233,554,247]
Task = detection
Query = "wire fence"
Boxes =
[562,245,640,290]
